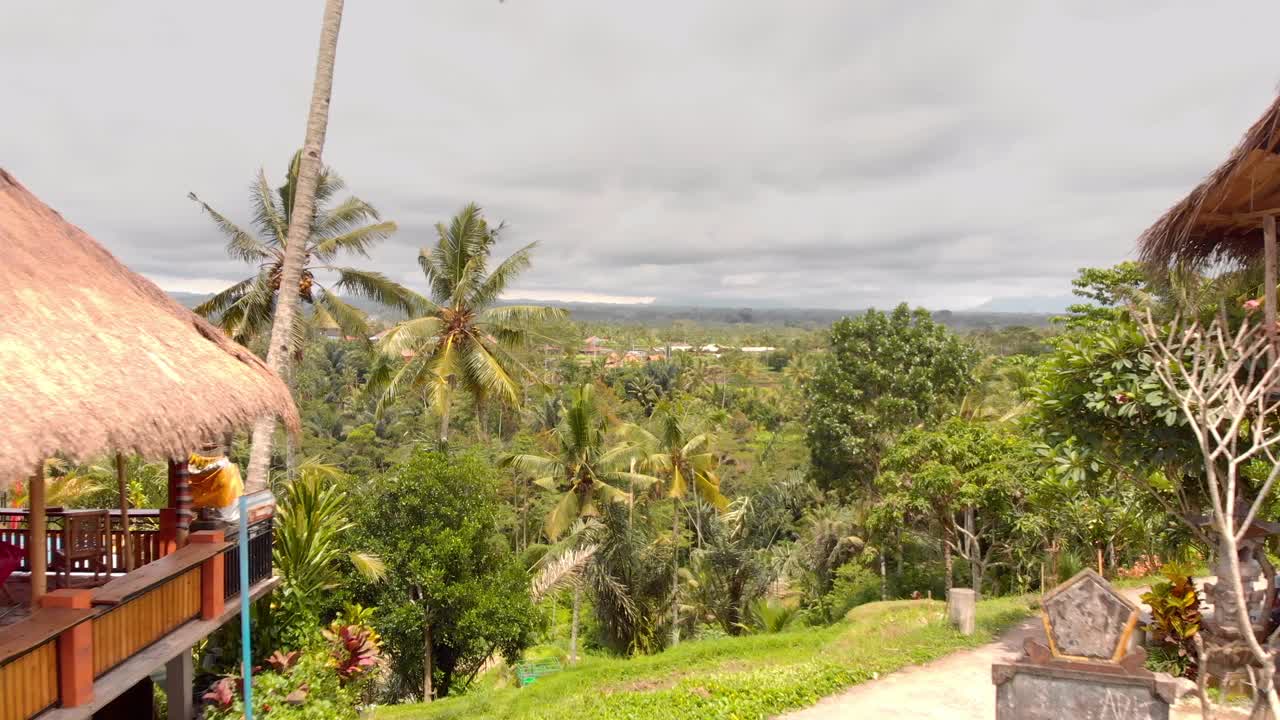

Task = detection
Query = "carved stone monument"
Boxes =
[993,569,1187,719]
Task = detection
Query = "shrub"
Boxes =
[1140,564,1201,678]
[826,563,881,620]
[202,647,359,720]
[749,597,800,633]
[202,606,384,719]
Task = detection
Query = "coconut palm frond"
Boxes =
[330,267,422,318]
[530,544,598,603]
[312,287,370,340]
[250,169,288,244]
[312,220,398,263]
[469,242,535,307]
[188,192,270,263]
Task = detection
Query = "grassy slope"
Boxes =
[377,596,1035,720]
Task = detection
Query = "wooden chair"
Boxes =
[49,510,108,588]
[0,540,20,604]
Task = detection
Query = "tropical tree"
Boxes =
[355,449,535,700]
[372,204,566,444]
[623,403,729,646]
[501,384,653,541]
[805,304,977,496]
[873,418,1036,594]
[190,152,416,347]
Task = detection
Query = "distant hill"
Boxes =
[970,295,1074,314]
[167,291,1053,331]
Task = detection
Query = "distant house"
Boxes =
[318,326,343,340]
[665,342,693,353]
[581,336,612,356]
[740,346,776,353]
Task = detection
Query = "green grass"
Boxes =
[375,596,1035,720]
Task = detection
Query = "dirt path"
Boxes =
[777,589,1238,720]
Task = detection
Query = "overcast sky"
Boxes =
[3,2,1279,310]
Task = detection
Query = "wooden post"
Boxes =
[29,459,46,605]
[166,649,194,720]
[116,452,134,572]
[190,530,224,620]
[1265,214,1277,357]
[40,589,94,707]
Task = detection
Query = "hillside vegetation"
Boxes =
[377,597,1035,720]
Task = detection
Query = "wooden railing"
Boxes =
[0,641,58,720]
[0,509,162,574]
[91,566,201,676]
[0,521,281,718]
[222,517,273,601]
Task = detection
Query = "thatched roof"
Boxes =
[0,169,300,485]
[1139,95,1280,268]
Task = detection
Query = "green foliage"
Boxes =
[202,644,363,720]
[873,419,1037,591]
[805,304,977,495]
[1058,261,1148,330]
[824,562,882,620]
[747,597,799,633]
[379,597,1036,720]
[273,461,385,648]
[354,449,536,698]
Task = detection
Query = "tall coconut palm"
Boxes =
[623,404,728,646]
[245,0,348,491]
[190,152,417,348]
[373,203,565,444]
[501,385,654,541]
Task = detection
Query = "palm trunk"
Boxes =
[569,585,581,663]
[246,0,346,491]
[439,383,454,448]
[671,501,680,647]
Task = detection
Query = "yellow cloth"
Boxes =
[187,452,244,509]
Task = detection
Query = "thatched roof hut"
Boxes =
[1139,95,1280,268]
[0,169,299,485]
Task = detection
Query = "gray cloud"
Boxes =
[2,1,1279,310]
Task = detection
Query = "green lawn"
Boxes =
[376,596,1036,720]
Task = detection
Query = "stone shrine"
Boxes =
[992,569,1187,719]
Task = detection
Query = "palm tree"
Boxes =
[623,404,728,646]
[501,385,654,541]
[245,0,348,491]
[373,204,565,444]
[190,152,417,347]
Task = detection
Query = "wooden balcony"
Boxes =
[0,517,277,720]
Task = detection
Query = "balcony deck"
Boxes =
[0,516,276,720]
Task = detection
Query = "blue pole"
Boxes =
[239,494,253,720]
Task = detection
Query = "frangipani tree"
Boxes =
[1139,310,1280,719]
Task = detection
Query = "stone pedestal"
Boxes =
[993,659,1179,720]
[948,588,976,636]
